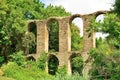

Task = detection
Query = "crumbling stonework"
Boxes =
[26,10,108,75]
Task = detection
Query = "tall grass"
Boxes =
[1,62,86,80]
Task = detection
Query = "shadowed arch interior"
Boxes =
[48,54,59,75]
[69,54,83,74]
[47,18,59,52]
[26,56,36,61]
[27,22,37,54]
[69,15,84,51]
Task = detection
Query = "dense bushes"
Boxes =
[1,62,53,80]
[9,51,26,66]
[1,62,85,80]
[0,51,86,80]
[54,73,86,80]
[89,48,120,80]
[1,43,119,80]
[36,52,47,70]
[71,55,83,75]
[0,56,4,66]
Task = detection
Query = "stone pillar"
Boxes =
[58,17,71,74]
[83,16,95,51]
[36,20,48,59]
[82,15,95,79]
[59,18,71,52]
[56,52,72,75]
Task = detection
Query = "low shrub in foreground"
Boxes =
[1,62,86,80]
[1,62,53,80]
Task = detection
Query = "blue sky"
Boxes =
[41,0,115,38]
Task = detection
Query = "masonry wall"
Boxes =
[59,17,71,52]
[27,10,108,75]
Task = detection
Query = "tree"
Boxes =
[0,0,71,60]
[87,9,120,80]
[88,14,120,49]
[114,0,120,16]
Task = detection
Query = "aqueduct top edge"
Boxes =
[27,10,109,23]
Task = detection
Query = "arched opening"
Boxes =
[47,19,59,52]
[27,22,37,54]
[26,56,36,61]
[48,55,59,75]
[95,14,109,47]
[70,16,83,51]
[95,14,109,39]
[70,54,83,75]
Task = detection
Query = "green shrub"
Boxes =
[0,56,4,66]
[89,48,120,80]
[36,52,47,70]
[56,66,67,75]
[54,72,86,80]
[1,62,53,80]
[48,55,59,75]
[9,51,26,66]
[1,61,89,80]
[71,55,83,75]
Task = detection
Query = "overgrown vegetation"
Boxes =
[71,55,83,75]
[0,0,120,80]
[0,56,4,66]
[87,1,120,79]
[0,51,85,80]
[89,48,120,80]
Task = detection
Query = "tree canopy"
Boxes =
[0,0,82,60]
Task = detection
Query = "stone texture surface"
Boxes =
[26,10,108,75]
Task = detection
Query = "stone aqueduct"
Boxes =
[26,11,108,75]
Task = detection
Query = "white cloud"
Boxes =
[42,0,115,14]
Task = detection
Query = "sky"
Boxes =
[41,0,115,38]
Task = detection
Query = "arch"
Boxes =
[27,21,37,54]
[69,14,82,23]
[95,14,109,39]
[47,54,59,75]
[47,18,59,52]
[26,56,36,61]
[69,15,84,51]
[96,14,105,22]
[69,53,83,75]
[94,10,108,18]
[47,18,59,25]
[28,21,36,33]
